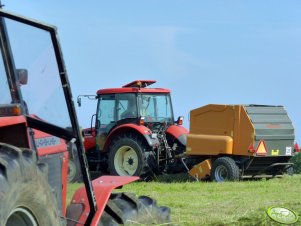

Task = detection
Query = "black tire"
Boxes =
[211,157,240,182]
[68,158,82,183]
[286,166,294,176]
[0,143,61,226]
[68,143,82,183]
[99,193,171,226]
[86,148,109,178]
[67,193,171,225]
[108,134,153,180]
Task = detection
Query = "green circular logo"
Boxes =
[266,207,299,224]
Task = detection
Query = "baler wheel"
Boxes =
[0,143,61,226]
[211,157,240,182]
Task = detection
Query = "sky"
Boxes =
[3,1,301,143]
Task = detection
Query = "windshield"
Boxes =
[138,94,173,123]
[0,16,72,130]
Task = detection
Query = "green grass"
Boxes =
[68,174,301,225]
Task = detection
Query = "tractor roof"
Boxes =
[97,80,171,95]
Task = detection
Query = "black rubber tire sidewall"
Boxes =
[0,144,61,226]
[211,157,240,182]
[68,157,82,183]
[68,158,77,182]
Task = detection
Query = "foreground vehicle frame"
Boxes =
[0,9,170,226]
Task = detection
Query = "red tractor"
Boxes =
[0,9,170,226]
[80,80,188,180]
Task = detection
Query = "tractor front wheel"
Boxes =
[108,135,151,179]
[98,193,171,225]
[68,158,81,183]
[0,143,60,226]
[211,157,240,182]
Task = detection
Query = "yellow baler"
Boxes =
[186,104,296,182]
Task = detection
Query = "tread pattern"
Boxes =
[0,143,61,226]
[211,156,240,182]
[98,192,171,226]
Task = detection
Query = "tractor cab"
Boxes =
[95,80,174,140]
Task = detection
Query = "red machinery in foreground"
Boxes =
[0,9,170,226]
[79,80,188,180]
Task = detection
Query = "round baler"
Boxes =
[186,104,298,182]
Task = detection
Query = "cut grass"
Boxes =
[67,174,301,225]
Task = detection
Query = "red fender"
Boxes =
[67,176,139,226]
[103,124,152,151]
[83,127,96,152]
[166,125,188,146]
[0,115,27,127]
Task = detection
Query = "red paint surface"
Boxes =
[69,176,139,226]
[97,87,170,95]
[0,115,27,127]
[103,124,151,150]
[166,125,188,139]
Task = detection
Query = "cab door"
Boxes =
[95,94,116,150]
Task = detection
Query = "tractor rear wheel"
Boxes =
[108,134,153,180]
[211,157,240,182]
[0,143,61,226]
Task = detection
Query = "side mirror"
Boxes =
[176,116,184,125]
[77,95,97,107]
[16,69,28,85]
[77,96,81,107]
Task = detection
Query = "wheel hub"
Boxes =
[114,146,139,176]
[215,165,228,182]
[128,157,134,165]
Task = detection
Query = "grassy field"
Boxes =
[68,174,301,225]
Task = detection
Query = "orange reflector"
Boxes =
[12,106,22,115]
[0,104,22,117]
[139,116,145,125]
[256,140,268,156]
[248,143,255,153]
